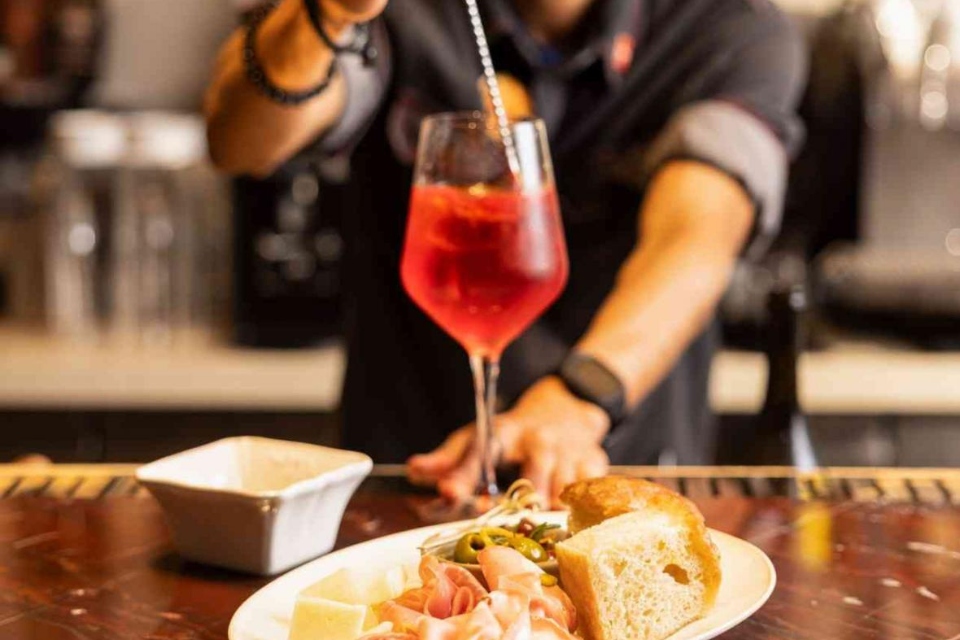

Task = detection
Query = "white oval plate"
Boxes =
[229,512,776,640]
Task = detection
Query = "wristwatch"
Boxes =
[557,353,627,429]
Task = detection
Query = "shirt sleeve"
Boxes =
[314,19,392,155]
[642,5,808,259]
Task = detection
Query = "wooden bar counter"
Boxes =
[0,465,956,639]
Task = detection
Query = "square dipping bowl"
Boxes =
[136,437,372,576]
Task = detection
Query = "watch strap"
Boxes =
[557,353,628,428]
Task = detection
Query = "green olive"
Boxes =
[455,532,491,564]
[506,536,548,563]
[479,527,516,540]
[453,527,549,565]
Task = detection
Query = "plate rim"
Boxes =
[228,512,776,640]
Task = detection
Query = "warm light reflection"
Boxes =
[924,43,952,73]
[921,91,949,123]
[794,500,833,572]
[945,228,960,256]
[876,0,926,78]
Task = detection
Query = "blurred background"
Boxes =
[0,0,958,466]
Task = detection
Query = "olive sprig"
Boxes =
[529,522,561,542]
[419,480,545,557]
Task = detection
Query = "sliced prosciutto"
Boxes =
[478,547,577,632]
[530,618,579,640]
[385,556,489,626]
[478,546,542,591]
[360,547,577,640]
[418,602,502,640]
[378,601,432,632]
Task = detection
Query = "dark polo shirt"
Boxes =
[312,0,807,464]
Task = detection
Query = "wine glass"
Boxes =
[401,112,569,503]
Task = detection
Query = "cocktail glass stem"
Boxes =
[469,354,501,498]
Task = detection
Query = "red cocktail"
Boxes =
[401,113,567,499]
[402,184,568,357]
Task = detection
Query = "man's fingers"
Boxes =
[436,447,481,502]
[492,415,523,465]
[407,427,473,484]
[550,460,578,509]
[576,449,610,481]
[522,451,557,501]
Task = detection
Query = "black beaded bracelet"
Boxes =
[243,2,337,106]
[303,0,378,67]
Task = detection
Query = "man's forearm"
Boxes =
[576,229,737,408]
[204,0,348,177]
[575,161,755,409]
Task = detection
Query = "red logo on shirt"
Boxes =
[611,33,636,76]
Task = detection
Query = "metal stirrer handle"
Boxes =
[463,0,521,178]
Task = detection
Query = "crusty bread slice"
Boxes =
[561,476,702,535]
[555,508,721,640]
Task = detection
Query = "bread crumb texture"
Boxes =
[557,478,722,640]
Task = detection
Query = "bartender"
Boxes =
[205,0,806,504]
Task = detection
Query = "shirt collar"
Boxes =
[482,0,645,83]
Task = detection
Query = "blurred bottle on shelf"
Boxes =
[755,282,819,470]
[40,110,126,342]
[731,253,818,470]
[124,112,228,349]
[37,110,229,348]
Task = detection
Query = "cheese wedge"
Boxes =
[289,565,409,640]
[301,566,406,605]
[288,596,367,640]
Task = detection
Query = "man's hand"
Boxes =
[407,377,610,507]
[319,0,388,30]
